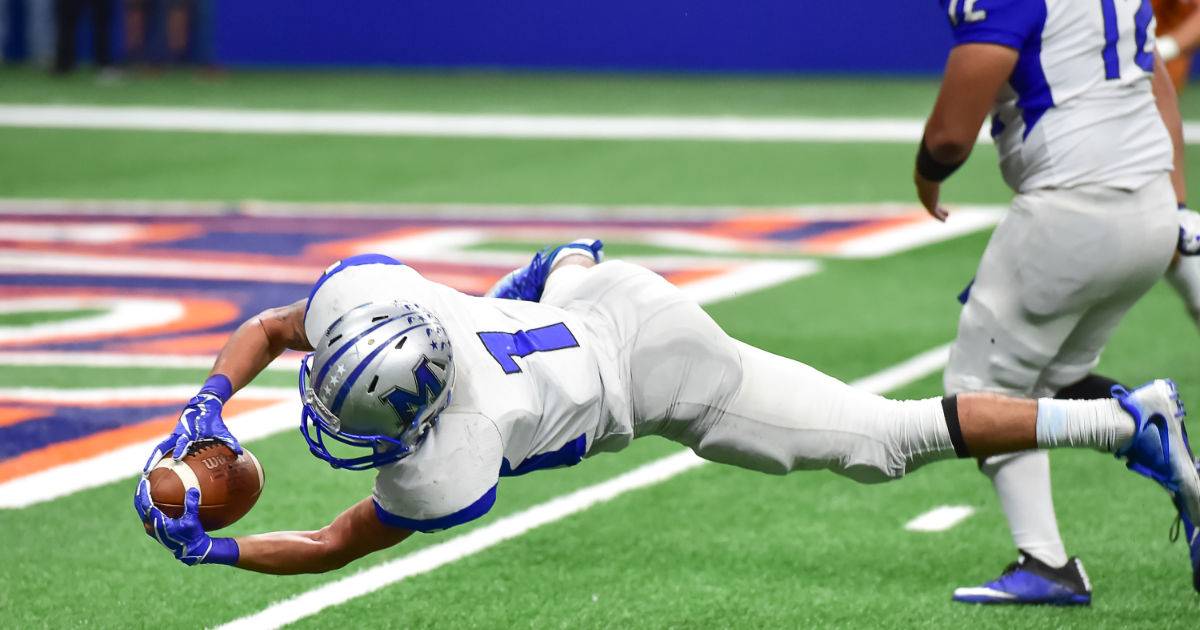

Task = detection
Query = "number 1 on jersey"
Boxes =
[478,323,579,374]
[1101,0,1156,80]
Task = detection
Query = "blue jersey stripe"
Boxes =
[1101,0,1121,79]
[1009,1,1052,138]
[499,433,588,477]
[373,486,497,532]
[1133,0,1155,72]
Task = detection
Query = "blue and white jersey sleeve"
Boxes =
[372,411,503,532]
[942,0,1043,50]
[938,0,1171,192]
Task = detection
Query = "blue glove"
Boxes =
[142,375,241,474]
[1179,206,1200,256]
[134,480,239,566]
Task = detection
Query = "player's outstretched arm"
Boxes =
[135,484,413,573]
[232,497,413,575]
[915,43,1017,221]
[141,299,313,467]
[212,298,314,393]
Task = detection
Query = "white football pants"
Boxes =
[545,260,954,483]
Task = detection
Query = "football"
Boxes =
[147,441,265,531]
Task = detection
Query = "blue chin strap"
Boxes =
[297,353,413,471]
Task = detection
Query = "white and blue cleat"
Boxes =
[952,553,1092,606]
[486,239,603,302]
[1113,379,1200,593]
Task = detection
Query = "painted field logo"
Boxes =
[0,201,999,508]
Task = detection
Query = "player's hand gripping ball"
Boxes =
[134,441,262,565]
[144,440,265,530]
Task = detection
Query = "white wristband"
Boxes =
[1159,35,1181,62]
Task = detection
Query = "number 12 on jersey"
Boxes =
[478,323,579,374]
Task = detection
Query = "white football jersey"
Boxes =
[304,256,630,531]
[942,0,1172,192]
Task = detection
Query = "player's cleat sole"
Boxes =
[1180,504,1200,593]
[952,553,1091,606]
[486,239,603,302]
[1113,379,1200,592]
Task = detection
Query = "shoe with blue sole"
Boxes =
[952,552,1091,605]
[1113,379,1200,593]
[486,239,603,302]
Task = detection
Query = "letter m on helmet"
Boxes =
[381,357,448,424]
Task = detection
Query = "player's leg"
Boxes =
[642,322,1194,506]
[670,340,1137,477]
[618,275,1143,481]
[942,195,1083,586]
[1166,253,1200,330]
[654,328,1200,596]
[944,180,1177,603]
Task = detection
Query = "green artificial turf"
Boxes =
[0,364,296,389]
[0,309,104,327]
[0,67,944,117]
[2,234,1195,628]
[2,70,1198,628]
[0,128,1014,205]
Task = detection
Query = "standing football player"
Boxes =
[132,244,1200,596]
[918,0,1200,605]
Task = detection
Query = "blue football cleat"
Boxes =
[486,239,603,302]
[1113,379,1200,592]
[952,552,1091,605]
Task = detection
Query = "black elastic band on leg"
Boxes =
[941,395,970,458]
[1055,373,1124,400]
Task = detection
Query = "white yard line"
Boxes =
[850,344,950,395]
[0,104,935,142]
[677,260,821,305]
[0,249,320,284]
[218,450,707,630]
[217,343,949,630]
[3,104,1198,144]
[833,208,1001,259]
[0,351,298,372]
[904,505,976,532]
[0,384,292,403]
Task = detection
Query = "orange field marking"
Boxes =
[707,214,801,237]
[801,214,921,253]
[662,268,725,286]
[118,332,233,355]
[0,397,279,483]
[0,406,41,428]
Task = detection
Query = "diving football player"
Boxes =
[134,244,1200,596]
